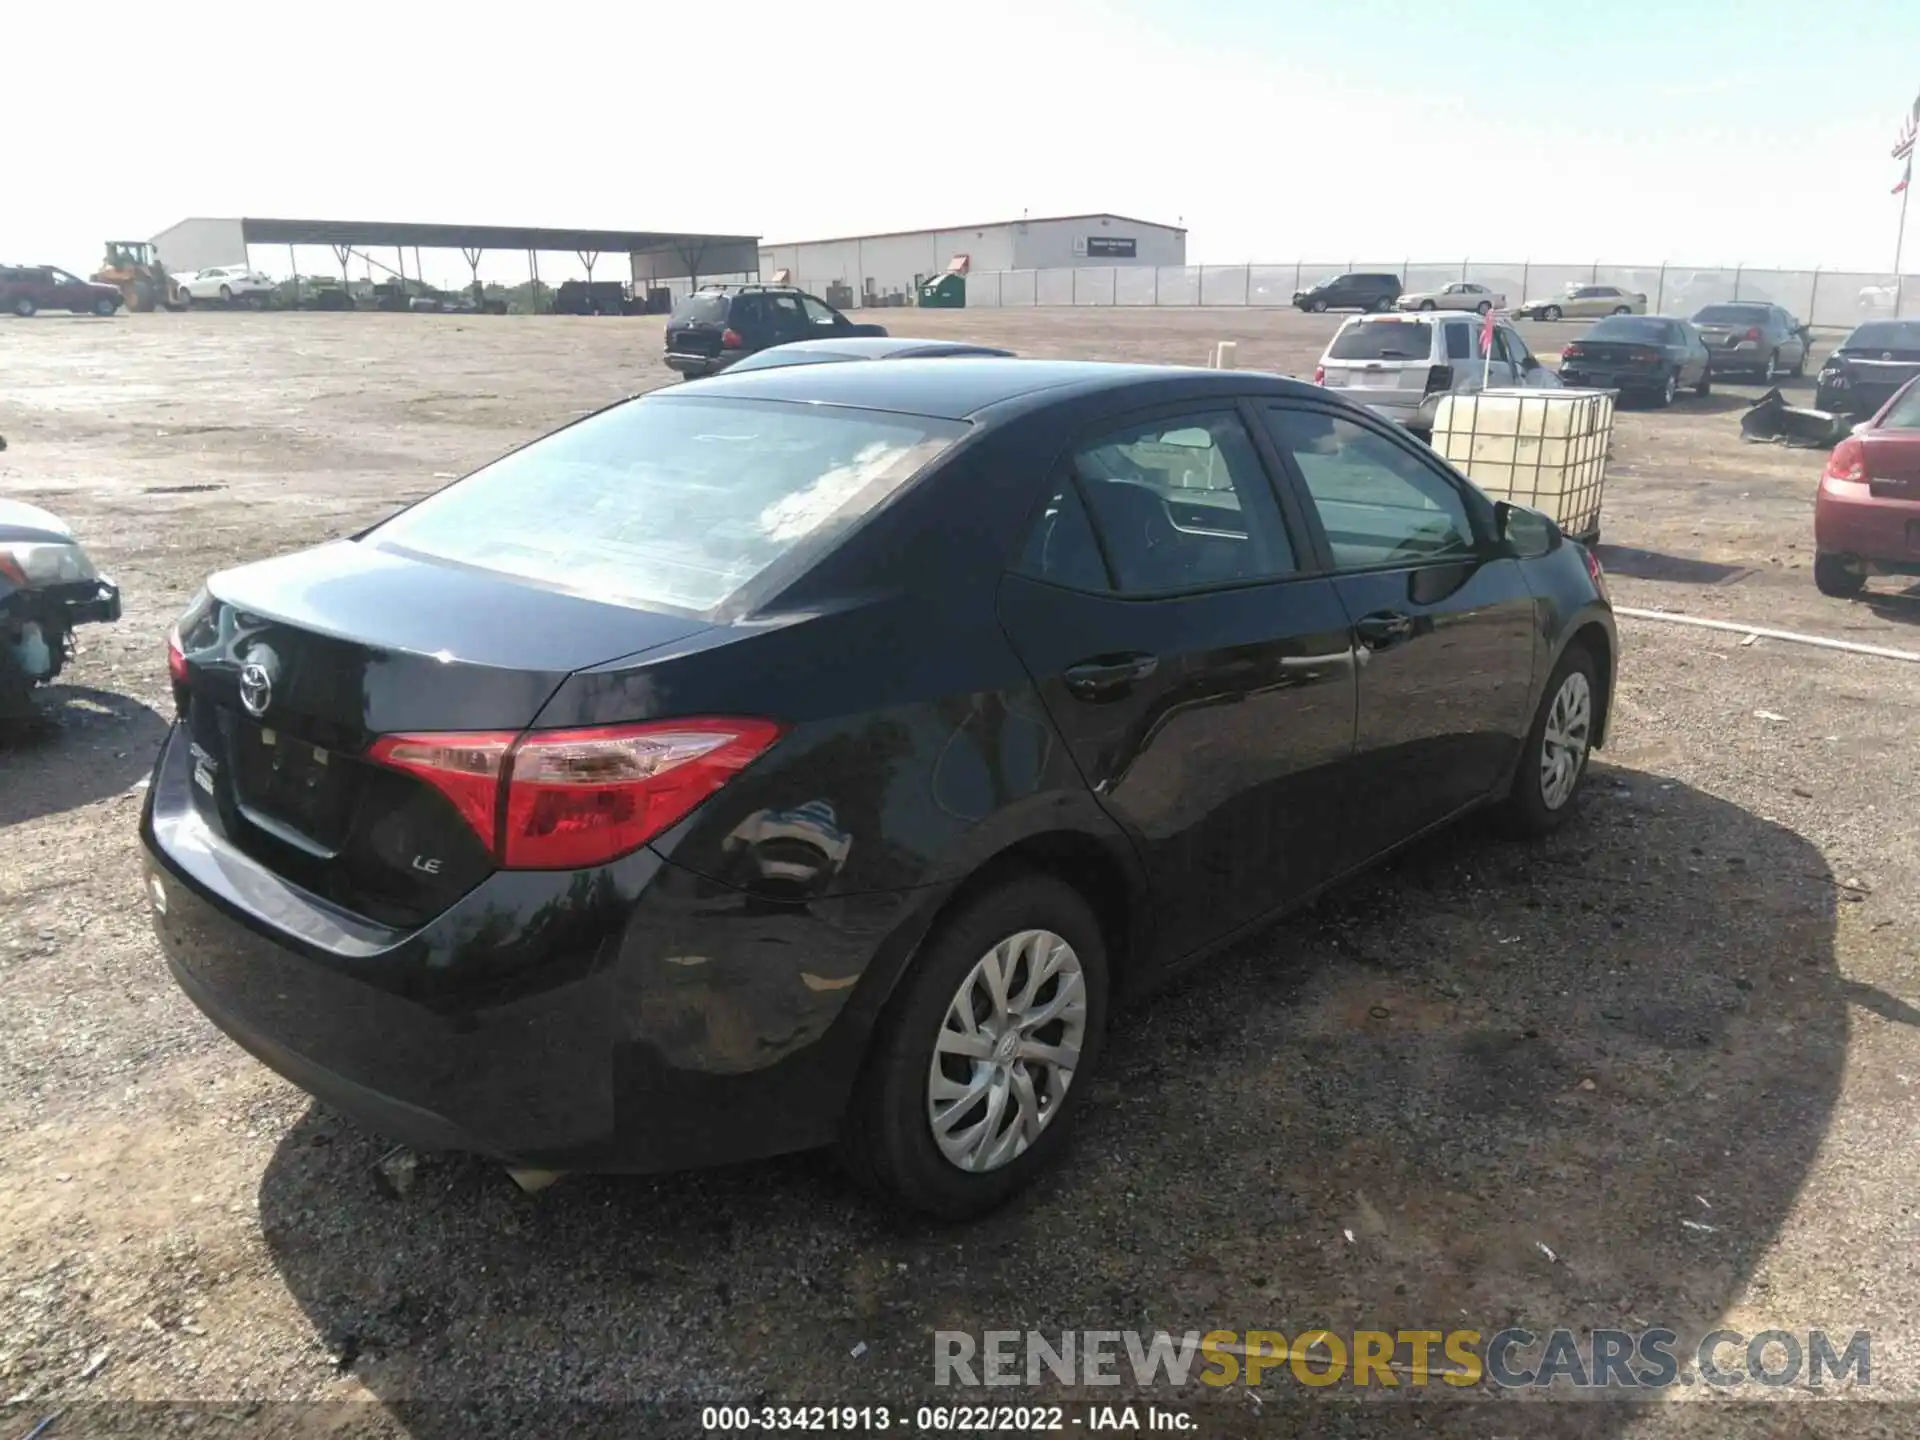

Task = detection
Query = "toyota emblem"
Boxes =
[238,662,273,718]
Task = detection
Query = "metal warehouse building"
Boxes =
[758,213,1186,305]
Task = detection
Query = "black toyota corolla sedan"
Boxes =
[143,359,1615,1218]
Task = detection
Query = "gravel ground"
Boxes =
[3,309,1918,1438]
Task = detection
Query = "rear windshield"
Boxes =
[1844,322,1920,351]
[670,293,731,325]
[369,396,967,615]
[1328,320,1433,361]
[1883,384,1920,428]
[1693,305,1768,324]
[1587,317,1677,342]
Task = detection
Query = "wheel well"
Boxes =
[1565,621,1613,746]
[931,832,1140,995]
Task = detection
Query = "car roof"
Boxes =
[659,357,1321,421]
[1342,311,1488,325]
[747,337,1015,360]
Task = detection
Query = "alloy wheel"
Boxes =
[927,929,1087,1173]
[1539,670,1593,811]
[1663,373,1677,405]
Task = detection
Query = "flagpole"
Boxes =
[1899,168,1912,319]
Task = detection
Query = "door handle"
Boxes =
[1354,612,1415,649]
[1063,652,1159,700]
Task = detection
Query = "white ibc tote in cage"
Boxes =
[1429,388,1615,544]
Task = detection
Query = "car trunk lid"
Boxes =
[177,542,708,926]
[1862,430,1920,497]
[1566,341,1663,367]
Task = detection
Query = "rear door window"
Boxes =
[1070,412,1296,593]
[370,395,968,616]
[1444,322,1471,360]
[1015,484,1110,591]
[1328,320,1433,361]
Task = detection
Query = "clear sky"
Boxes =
[4,0,1916,285]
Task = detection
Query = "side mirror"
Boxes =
[1496,500,1558,560]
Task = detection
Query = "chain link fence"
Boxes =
[954,263,1919,329]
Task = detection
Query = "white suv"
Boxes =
[1313,312,1562,435]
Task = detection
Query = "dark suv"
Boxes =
[1293,272,1402,313]
[664,285,886,378]
[1,265,125,318]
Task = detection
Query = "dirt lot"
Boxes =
[4,308,1920,1438]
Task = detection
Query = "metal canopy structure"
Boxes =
[235,218,759,278]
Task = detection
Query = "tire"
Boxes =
[1612,305,1631,315]
[1694,366,1711,397]
[1542,304,1562,321]
[1419,299,1437,311]
[1310,298,1328,313]
[218,284,233,303]
[839,872,1111,1219]
[1373,296,1395,312]
[1476,301,1493,315]
[1496,643,1599,838]
[92,296,117,317]
[12,297,35,317]
[1814,554,1866,598]
[1655,371,1678,407]
[176,289,192,307]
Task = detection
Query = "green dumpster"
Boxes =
[919,272,966,308]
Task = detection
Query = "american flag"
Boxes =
[1897,93,1920,160]
[1897,160,1912,197]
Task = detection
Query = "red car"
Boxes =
[1815,376,1920,597]
[1,264,124,318]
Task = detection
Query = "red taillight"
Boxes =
[1824,437,1866,483]
[1632,348,1663,363]
[166,626,188,685]
[1584,546,1609,603]
[367,731,514,844]
[721,328,744,349]
[1312,364,1325,385]
[1744,326,1763,342]
[1562,343,1585,359]
[368,718,784,870]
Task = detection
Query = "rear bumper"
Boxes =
[140,722,917,1172]
[664,352,729,377]
[1703,345,1772,373]
[1815,478,1920,569]
[1559,367,1663,391]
